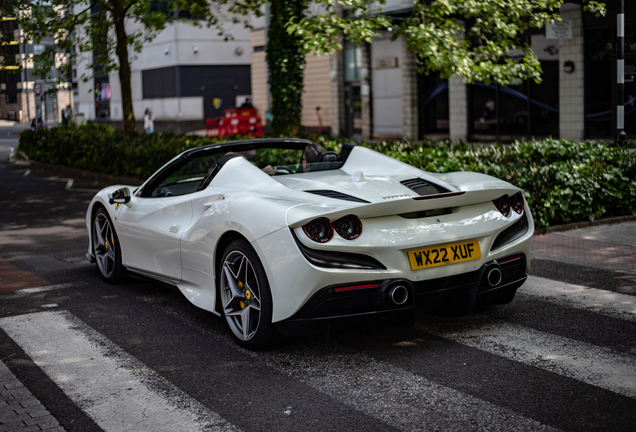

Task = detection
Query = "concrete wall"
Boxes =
[449,75,468,141]
[371,35,403,138]
[250,30,267,125]
[558,5,585,141]
[250,28,332,131]
[76,17,252,124]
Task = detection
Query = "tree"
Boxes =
[7,0,263,136]
[289,1,606,86]
[288,0,605,84]
[266,0,310,136]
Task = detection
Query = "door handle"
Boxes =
[170,225,181,233]
[204,194,225,208]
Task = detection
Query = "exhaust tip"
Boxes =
[487,268,502,287]
[386,285,409,306]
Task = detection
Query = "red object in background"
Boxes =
[206,108,262,138]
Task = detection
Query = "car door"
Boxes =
[117,194,194,281]
[116,151,223,281]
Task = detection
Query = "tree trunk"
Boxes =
[112,0,136,136]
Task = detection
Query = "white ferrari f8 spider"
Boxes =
[86,138,534,347]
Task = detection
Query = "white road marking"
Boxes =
[415,318,636,399]
[259,347,557,431]
[521,276,636,322]
[15,282,78,294]
[44,176,98,193]
[0,311,240,432]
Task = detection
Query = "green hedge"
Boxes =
[17,124,222,179]
[18,123,636,229]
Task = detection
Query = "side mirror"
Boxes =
[108,187,131,205]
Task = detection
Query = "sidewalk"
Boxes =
[0,361,64,431]
[532,219,636,274]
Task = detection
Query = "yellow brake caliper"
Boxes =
[238,281,247,309]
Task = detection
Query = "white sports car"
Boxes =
[86,138,534,347]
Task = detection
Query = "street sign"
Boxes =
[33,83,42,95]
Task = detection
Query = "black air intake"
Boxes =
[304,190,370,203]
[401,178,450,196]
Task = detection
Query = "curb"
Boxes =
[534,214,636,236]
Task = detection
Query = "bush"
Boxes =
[18,124,636,228]
[18,123,223,179]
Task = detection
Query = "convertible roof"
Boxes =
[183,138,319,159]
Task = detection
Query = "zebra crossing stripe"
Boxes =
[258,346,557,431]
[15,282,77,294]
[521,276,636,322]
[0,311,240,432]
[415,318,636,399]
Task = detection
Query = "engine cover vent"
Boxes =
[401,178,450,196]
[304,190,370,203]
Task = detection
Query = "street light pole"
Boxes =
[616,0,626,146]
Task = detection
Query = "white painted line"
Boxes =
[16,282,77,294]
[41,303,59,308]
[0,311,241,432]
[415,318,636,399]
[521,276,636,322]
[258,347,556,431]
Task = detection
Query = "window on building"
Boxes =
[418,74,449,136]
[469,34,559,139]
[344,46,362,82]
[94,74,110,118]
[6,93,18,104]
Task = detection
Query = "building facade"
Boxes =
[0,12,73,125]
[75,4,253,132]
[253,0,634,142]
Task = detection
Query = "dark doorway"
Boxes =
[344,83,362,137]
[418,74,449,137]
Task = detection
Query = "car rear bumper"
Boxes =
[274,252,527,336]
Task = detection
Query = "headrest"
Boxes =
[319,151,339,163]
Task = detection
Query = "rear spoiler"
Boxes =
[286,187,521,227]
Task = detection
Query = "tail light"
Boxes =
[334,214,362,240]
[493,192,525,217]
[493,194,511,216]
[511,192,524,214]
[303,215,363,242]
[303,218,333,243]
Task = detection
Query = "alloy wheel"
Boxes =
[220,250,262,341]
[93,212,117,278]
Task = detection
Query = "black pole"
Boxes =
[616,0,626,145]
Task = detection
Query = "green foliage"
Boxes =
[288,0,606,85]
[267,0,310,135]
[17,123,221,179]
[353,138,636,229]
[18,125,635,229]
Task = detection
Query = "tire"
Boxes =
[92,207,126,283]
[219,239,278,348]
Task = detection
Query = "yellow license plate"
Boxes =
[408,240,481,271]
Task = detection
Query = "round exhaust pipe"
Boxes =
[386,285,409,306]
[487,267,503,287]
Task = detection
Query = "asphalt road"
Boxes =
[0,127,635,432]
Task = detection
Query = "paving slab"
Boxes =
[0,361,65,431]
